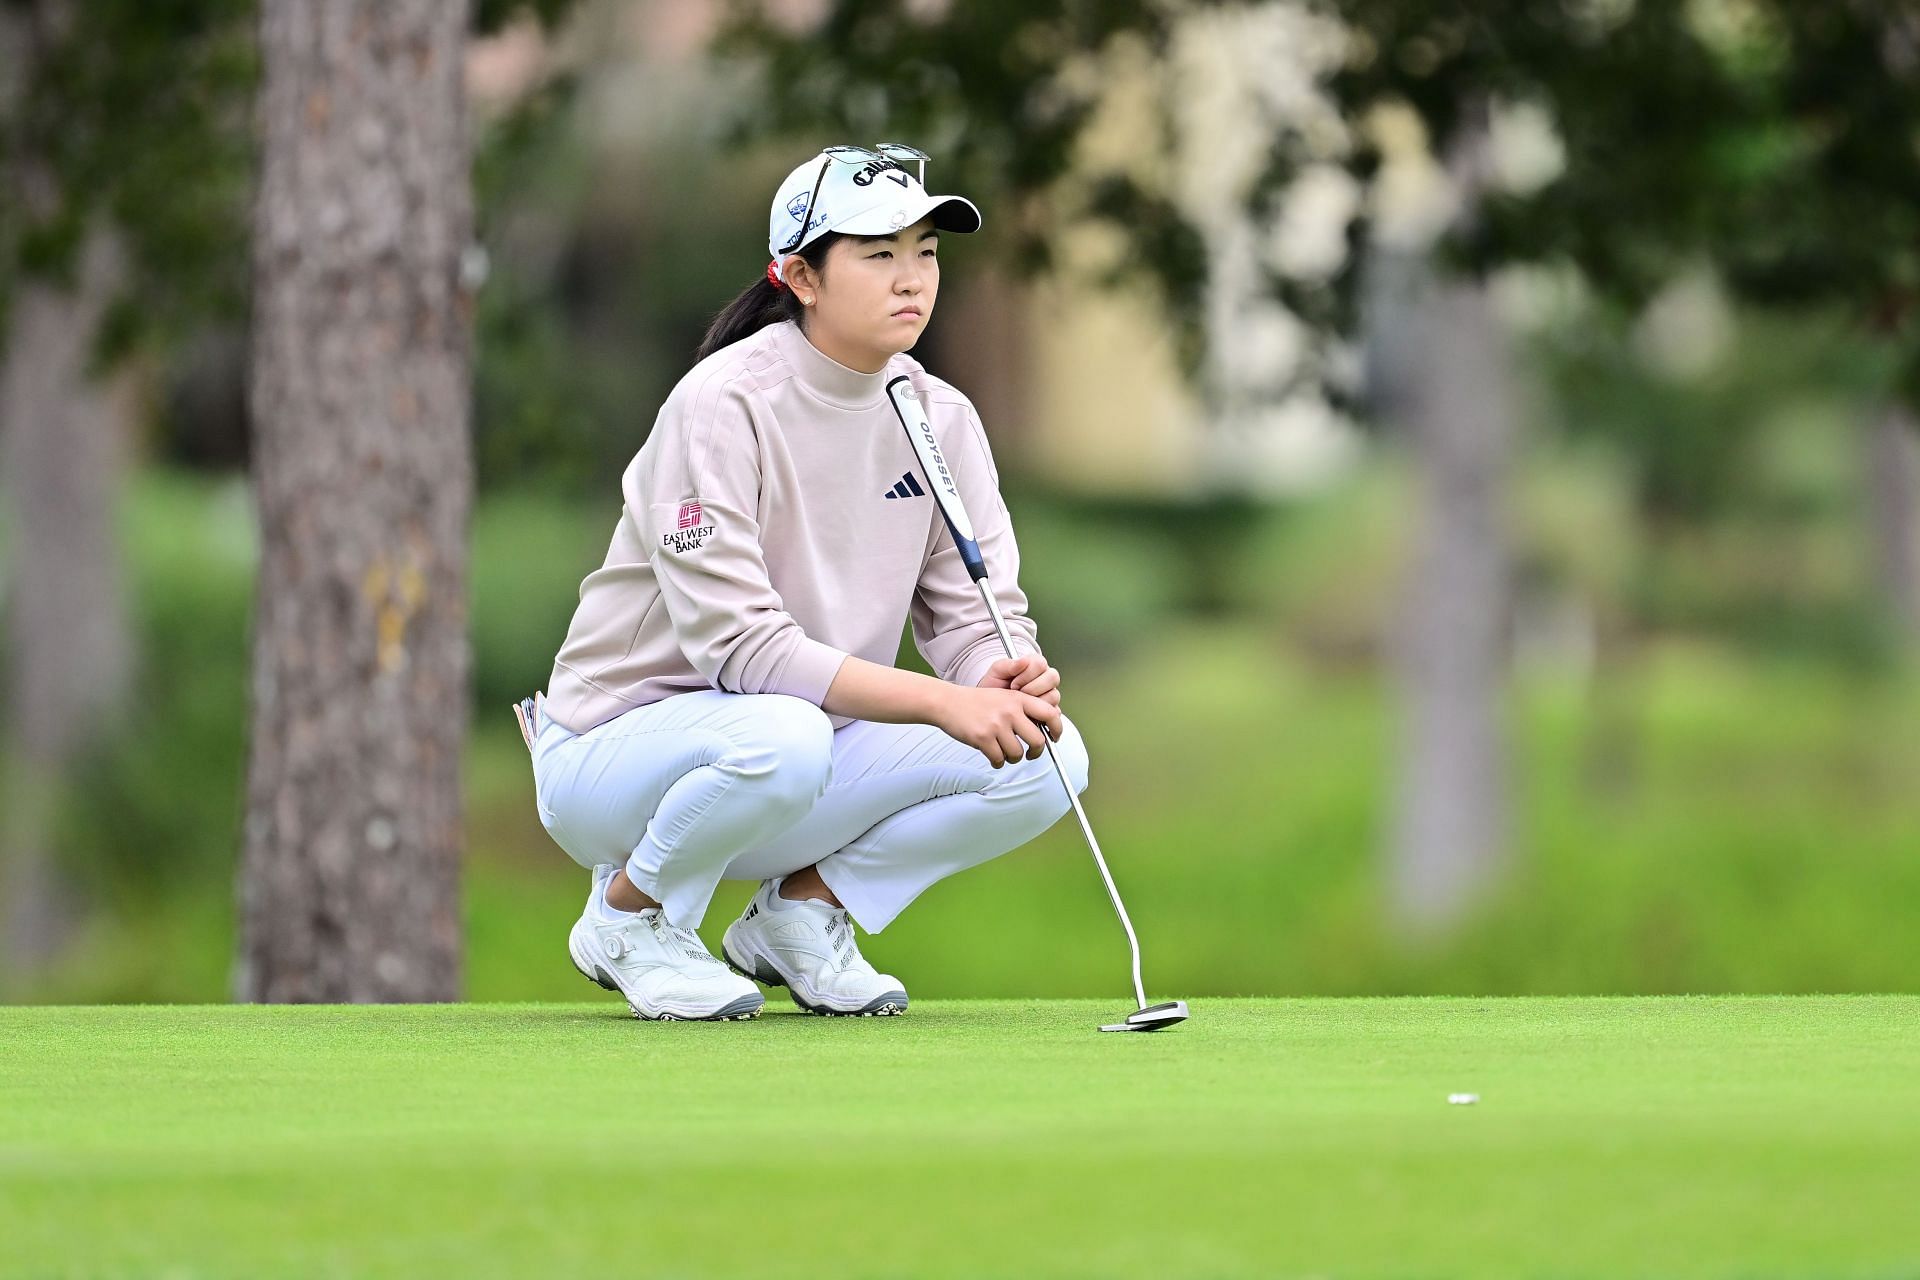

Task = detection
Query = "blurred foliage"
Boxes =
[0,0,581,441]
[1526,299,1904,667]
[1336,0,1751,297]
[475,0,578,36]
[717,0,1920,419]
[1337,2,1920,393]
[1535,300,1887,519]
[48,472,254,902]
[466,61,792,492]
[0,0,257,365]
[470,487,614,709]
[470,70,626,493]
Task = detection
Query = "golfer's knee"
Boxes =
[720,695,834,814]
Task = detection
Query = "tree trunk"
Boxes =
[1375,104,1516,936]
[0,0,138,992]
[0,225,138,990]
[1864,402,1920,641]
[1384,270,1516,935]
[239,0,475,1002]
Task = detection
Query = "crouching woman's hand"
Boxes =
[933,683,1062,769]
[976,653,1061,711]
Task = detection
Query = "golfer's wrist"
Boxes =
[920,677,961,728]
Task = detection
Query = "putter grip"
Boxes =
[886,374,987,581]
[940,517,988,582]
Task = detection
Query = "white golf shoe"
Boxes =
[569,863,763,1021]
[721,876,908,1017]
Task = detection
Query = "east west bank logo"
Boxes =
[662,499,715,553]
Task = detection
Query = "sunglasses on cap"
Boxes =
[777,142,934,256]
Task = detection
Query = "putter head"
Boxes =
[1099,1000,1189,1033]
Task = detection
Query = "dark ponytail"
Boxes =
[696,233,843,362]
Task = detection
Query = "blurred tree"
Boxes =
[1328,2,1773,924]
[0,0,252,993]
[1348,2,1920,812]
[1396,2,1920,641]
[1867,405,1920,636]
[1713,5,1920,643]
[1365,105,1518,932]
[1271,0,1920,898]
[0,0,577,998]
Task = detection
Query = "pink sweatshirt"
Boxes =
[543,318,1041,734]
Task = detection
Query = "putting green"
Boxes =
[3,997,1916,1278]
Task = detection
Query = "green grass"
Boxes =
[4,997,1917,1278]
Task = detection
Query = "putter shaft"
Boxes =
[976,580,1149,1012]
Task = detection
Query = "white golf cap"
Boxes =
[766,147,981,284]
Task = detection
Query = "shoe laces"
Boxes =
[640,908,721,967]
[821,906,859,971]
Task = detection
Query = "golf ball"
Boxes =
[1447,1093,1479,1105]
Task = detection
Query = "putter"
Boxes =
[887,376,1189,1034]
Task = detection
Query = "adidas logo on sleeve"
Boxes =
[884,471,927,500]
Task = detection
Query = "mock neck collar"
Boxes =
[768,319,890,409]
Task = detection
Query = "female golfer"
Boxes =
[527,143,1089,1022]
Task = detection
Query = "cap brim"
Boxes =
[838,193,982,237]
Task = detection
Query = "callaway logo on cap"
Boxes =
[767,144,982,284]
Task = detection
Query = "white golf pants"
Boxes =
[531,689,1090,932]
